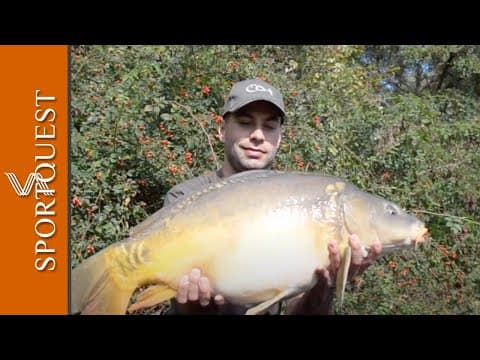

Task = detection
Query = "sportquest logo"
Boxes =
[3,90,59,272]
[0,45,68,314]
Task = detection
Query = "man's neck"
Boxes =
[218,163,272,179]
[218,163,235,178]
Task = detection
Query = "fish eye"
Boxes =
[386,205,397,216]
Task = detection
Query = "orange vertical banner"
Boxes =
[0,46,68,314]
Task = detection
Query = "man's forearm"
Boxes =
[173,299,220,315]
[286,289,335,315]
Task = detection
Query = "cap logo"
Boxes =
[245,84,273,96]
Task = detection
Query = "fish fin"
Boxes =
[335,245,351,307]
[245,288,298,315]
[127,285,176,313]
[71,251,136,315]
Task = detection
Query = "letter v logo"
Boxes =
[4,172,54,197]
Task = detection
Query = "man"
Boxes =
[164,79,382,315]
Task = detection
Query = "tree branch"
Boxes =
[436,51,457,92]
[172,101,220,168]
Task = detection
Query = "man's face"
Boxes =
[219,101,282,175]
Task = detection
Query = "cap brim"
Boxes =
[222,97,286,120]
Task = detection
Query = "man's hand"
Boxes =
[175,268,226,314]
[346,234,383,280]
[287,234,382,314]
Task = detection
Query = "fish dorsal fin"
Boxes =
[163,172,277,214]
[335,245,351,307]
[162,170,281,219]
[128,171,285,241]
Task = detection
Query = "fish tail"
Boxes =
[71,250,137,315]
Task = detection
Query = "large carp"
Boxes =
[71,170,428,315]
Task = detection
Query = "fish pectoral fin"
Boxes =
[127,285,176,313]
[335,245,351,307]
[245,288,298,315]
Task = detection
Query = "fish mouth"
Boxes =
[375,226,429,253]
[380,243,404,253]
[414,226,429,245]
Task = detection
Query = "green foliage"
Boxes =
[71,45,480,314]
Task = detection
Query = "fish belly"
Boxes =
[211,207,327,305]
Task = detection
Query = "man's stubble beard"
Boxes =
[226,145,276,173]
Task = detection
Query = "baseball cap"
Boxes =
[222,79,286,122]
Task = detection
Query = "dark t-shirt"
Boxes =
[163,169,282,315]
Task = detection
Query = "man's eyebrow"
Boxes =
[235,110,253,118]
[265,115,281,122]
